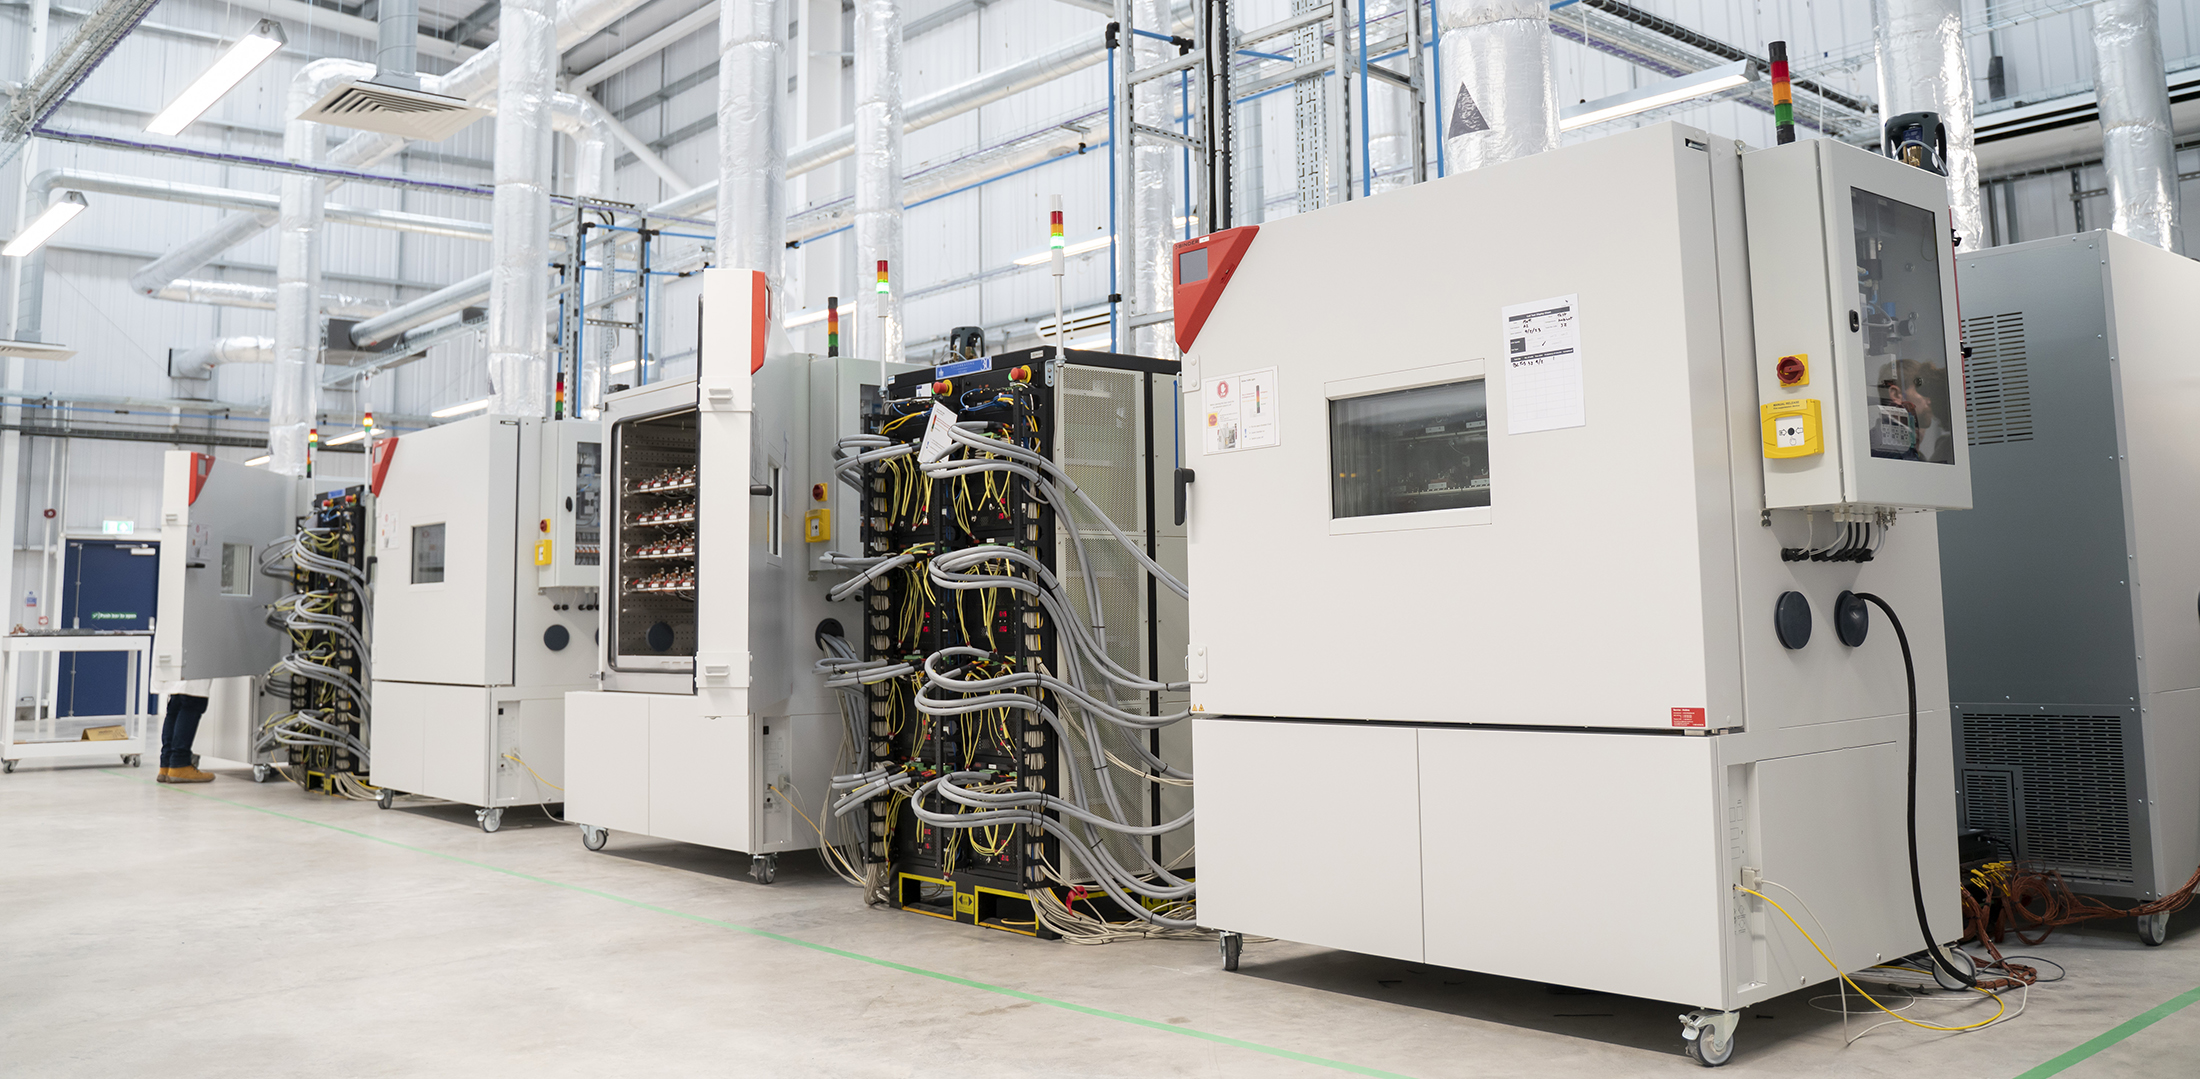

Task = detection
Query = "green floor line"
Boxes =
[106,771,1416,1079]
[2010,981,2200,1079]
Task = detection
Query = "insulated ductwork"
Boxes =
[271,58,377,477]
[349,272,492,350]
[554,93,616,200]
[487,0,558,417]
[718,0,787,283]
[149,279,391,319]
[853,0,904,366]
[1129,0,1174,358]
[169,336,273,379]
[1874,0,1982,248]
[2091,0,2183,252]
[1436,0,1558,172]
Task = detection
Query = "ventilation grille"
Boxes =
[297,81,485,142]
[1962,312,2033,446]
[1959,711,2134,884]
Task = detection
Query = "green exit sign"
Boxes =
[101,519,134,534]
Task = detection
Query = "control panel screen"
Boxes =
[1329,379,1491,519]
[1853,189,1954,465]
[411,523,446,584]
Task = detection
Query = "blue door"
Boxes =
[58,539,160,717]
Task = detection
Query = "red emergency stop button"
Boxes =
[811,483,827,502]
[1776,354,1808,388]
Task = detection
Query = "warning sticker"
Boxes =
[1202,367,1280,455]
[1671,707,1706,728]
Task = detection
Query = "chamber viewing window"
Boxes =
[411,523,446,584]
[1178,246,1208,284]
[1853,188,1954,465]
[219,542,251,595]
[1330,380,1491,519]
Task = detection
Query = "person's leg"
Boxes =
[160,696,214,783]
[157,696,187,772]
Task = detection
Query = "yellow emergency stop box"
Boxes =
[1761,398,1823,459]
[805,508,831,543]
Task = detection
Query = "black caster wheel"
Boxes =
[750,854,777,884]
[124,754,141,767]
[1685,1031,1734,1067]
[3,759,15,773]
[478,808,504,833]
[376,788,395,810]
[1681,1010,1738,1068]
[1220,932,1242,972]
[580,826,609,852]
[2139,912,2170,947]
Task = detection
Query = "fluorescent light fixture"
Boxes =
[245,454,272,466]
[1559,60,1758,132]
[606,360,638,375]
[1016,235,1112,267]
[783,310,831,329]
[0,339,75,360]
[430,397,490,418]
[3,191,88,258]
[147,19,287,137]
[324,430,367,446]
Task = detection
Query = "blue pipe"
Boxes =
[1358,0,1372,197]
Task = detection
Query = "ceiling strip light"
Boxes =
[146,19,288,137]
[1559,60,1759,132]
[2,191,88,257]
[431,398,490,418]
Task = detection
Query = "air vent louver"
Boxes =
[1958,711,2135,885]
[1962,312,2033,446]
[297,81,485,141]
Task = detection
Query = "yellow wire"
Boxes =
[502,751,564,791]
[1736,885,2005,1033]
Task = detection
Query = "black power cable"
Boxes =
[1852,591,1978,989]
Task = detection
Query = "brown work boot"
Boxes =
[159,765,214,784]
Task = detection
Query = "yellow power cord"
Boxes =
[1737,885,2005,1032]
[502,751,563,791]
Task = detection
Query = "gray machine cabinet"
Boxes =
[1941,230,2200,901]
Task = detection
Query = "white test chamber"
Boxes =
[1178,125,1966,1032]
[368,415,601,821]
[564,269,890,871]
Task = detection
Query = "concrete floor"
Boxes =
[4,758,2196,1078]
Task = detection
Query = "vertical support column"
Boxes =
[0,0,49,638]
[487,0,557,418]
[853,0,903,366]
[1201,0,1233,231]
[2091,0,2183,252]
[1290,0,1328,212]
[1874,0,1984,249]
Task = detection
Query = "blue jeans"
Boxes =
[160,694,208,768]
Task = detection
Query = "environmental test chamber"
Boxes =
[1938,230,2200,945]
[563,268,893,880]
[1174,124,1971,1065]
[151,452,368,780]
[367,414,601,829]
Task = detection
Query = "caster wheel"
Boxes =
[580,825,609,851]
[2139,912,2170,947]
[252,763,272,783]
[124,755,141,767]
[478,808,504,834]
[1931,947,1978,990]
[1220,931,1242,972]
[750,854,777,885]
[1685,1030,1735,1067]
[376,789,395,810]
[3,759,15,773]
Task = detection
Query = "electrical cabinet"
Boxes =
[369,415,600,821]
[1940,231,2200,905]
[1177,124,1966,1027]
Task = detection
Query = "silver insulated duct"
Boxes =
[1128,0,1173,358]
[1436,0,1558,172]
[2091,0,2183,252]
[270,58,374,477]
[853,0,903,365]
[488,0,557,417]
[1874,0,1983,249]
[717,0,786,281]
